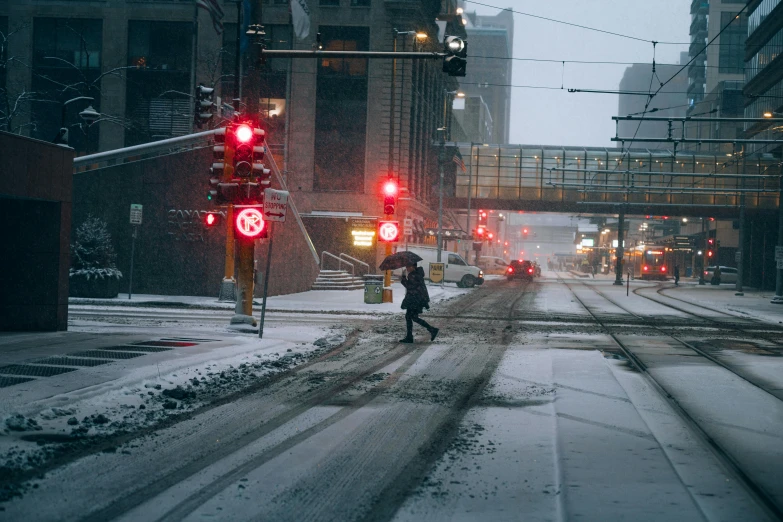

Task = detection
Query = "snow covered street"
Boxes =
[2,273,783,521]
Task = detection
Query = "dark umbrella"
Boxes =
[379,251,423,271]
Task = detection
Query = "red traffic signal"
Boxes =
[378,220,400,242]
[204,211,222,227]
[707,250,714,258]
[235,124,253,143]
[235,207,266,239]
[382,179,398,215]
[707,238,714,245]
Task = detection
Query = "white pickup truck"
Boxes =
[397,246,484,288]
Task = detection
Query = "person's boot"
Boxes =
[399,335,414,343]
[429,327,439,342]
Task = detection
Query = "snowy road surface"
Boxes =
[1,273,783,521]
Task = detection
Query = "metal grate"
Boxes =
[160,337,218,343]
[131,341,196,347]
[0,365,78,377]
[102,345,172,353]
[31,357,112,367]
[70,350,145,360]
[0,376,36,388]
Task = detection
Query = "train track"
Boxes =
[558,275,783,520]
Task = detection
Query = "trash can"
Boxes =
[364,275,384,304]
[685,267,692,277]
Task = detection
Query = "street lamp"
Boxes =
[55,96,95,146]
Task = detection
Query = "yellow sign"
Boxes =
[429,263,444,284]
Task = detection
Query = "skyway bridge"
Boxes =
[444,143,782,218]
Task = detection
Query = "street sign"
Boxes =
[263,188,289,222]
[429,263,444,283]
[130,204,143,225]
[378,221,400,242]
[235,207,265,239]
[404,218,413,227]
[776,246,783,262]
[403,226,413,236]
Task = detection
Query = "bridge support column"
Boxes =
[614,209,625,286]
[773,175,783,304]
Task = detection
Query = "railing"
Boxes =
[340,253,370,276]
[322,251,354,274]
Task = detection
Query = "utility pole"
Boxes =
[773,173,783,304]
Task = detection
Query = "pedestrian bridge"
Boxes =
[444,143,782,217]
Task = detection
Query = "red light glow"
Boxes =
[643,265,649,271]
[661,266,666,272]
[378,221,400,242]
[383,180,398,197]
[206,213,217,226]
[507,267,513,273]
[235,124,253,143]
[528,268,533,273]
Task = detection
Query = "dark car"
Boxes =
[507,260,535,281]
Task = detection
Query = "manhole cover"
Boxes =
[0,376,35,388]
[132,341,196,347]
[31,357,111,367]
[102,345,172,353]
[70,350,145,360]
[0,365,78,377]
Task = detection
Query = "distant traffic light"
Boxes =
[475,227,485,240]
[383,179,398,215]
[442,36,467,77]
[523,227,529,239]
[208,127,237,204]
[194,84,215,128]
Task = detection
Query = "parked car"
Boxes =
[477,256,510,275]
[507,260,535,281]
[398,246,484,288]
[703,266,738,285]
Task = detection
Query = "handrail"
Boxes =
[339,253,370,276]
[321,251,354,275]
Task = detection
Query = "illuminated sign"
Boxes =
[235,207,265,239]
[378,221,400,242]
[580,238,594,247]
[611,240,626,248]
[351,217,377,247]
[647,250,664,255]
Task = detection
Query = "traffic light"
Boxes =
[479,210,487,222]
[383,179,398,215]
[223,122,270,205]
[194,84,215,128]
[204,211,222,227]
[523,228,529,239]
[707,249,714,259]
[474,227,485,240]
[378,220,400,242]
[487,232,494,242]
[208,127,237,204]
[442,36,467,77]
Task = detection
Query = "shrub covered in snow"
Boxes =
[70,216,122,280]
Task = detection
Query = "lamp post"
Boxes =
[55,96,95,146]
[437,89,465,263]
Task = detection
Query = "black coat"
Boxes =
[401,267,430,313]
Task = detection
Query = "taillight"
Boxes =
[643,265,649,271]
[661,266,666,272]
[528,268,534,273]
[507,267,513,273]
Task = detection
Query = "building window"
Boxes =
[719,12,747,74]
[320,0,340,5]
[260,25,292,146]
[350,0,371,6]
[31,18,103,153]
[314,26,369,192]
[126,20,192,146]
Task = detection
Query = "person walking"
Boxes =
[674,265,680,286]
[399,263,439,343]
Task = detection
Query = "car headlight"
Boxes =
[479,270,484,276]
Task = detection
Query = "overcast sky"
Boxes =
[465,0,691,147]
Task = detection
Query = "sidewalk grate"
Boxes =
[131,340,196,347]
[70,350,145,360]
[102,345,173,353]
[31,357,112,368]
[160,337,219,343]
[0,376,36,388]
[0,365,78,377]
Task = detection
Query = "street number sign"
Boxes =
[263,188,289,223]
[130,204,143,225]
[236,207,265,239]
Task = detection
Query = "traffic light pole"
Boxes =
[231,237,256,326]
[613,208,625,285]
[773,175,783,304]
